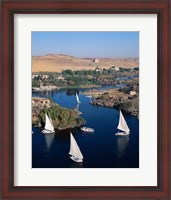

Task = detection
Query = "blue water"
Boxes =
[32,89,139,168]
[116,75,138,81]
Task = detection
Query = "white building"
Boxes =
[110,66,120,71]
[130,91,137,96]
[94,58,99,63]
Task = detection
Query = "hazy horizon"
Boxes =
[32,32,139,58]
[32,53,139,59]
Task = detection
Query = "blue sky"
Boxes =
[32,32,139,58]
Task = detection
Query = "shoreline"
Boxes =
[83,88,139,118]
[32,97,85,130]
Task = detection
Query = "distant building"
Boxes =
[42,74,49,79]
[110,66,120,71]
[32,74,39,79]
[57,75,65,81]
[93,58,99,63]
[32,97,51,107]
[95,66,102,73]
[130,91,137,96]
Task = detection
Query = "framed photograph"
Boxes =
[1,0,170,199]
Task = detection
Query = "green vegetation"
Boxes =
[32,68,139,118]
[32,98,86,130]
[120,96,139,118]
[39,106,85,130]
[89,88,139,118]
[32,68,139,90]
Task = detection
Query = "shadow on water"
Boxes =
[66,88,80,96]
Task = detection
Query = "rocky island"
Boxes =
[32,97,85,130]
[83,89,139,118]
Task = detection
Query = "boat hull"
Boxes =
[70,156,83,163]
[42,129,55,134]
[81,127,94,133]
[115,132,129,136]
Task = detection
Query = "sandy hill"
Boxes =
[32,54,139,73]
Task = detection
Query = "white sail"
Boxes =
[117,111,130,133]
[43,114,55,133]
[76,93,81,103]
[69,132,83,162]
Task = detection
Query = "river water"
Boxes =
[32,88,139,168]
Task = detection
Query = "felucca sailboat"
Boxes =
[42,113,55,134]
[115,110,130,136]
[76,93,81,103]
[69,132,83,163]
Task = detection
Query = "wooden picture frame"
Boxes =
[1,0,170,199]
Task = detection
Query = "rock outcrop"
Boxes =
[32,97,85,130]
[85,89,139,118]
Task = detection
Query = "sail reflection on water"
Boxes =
[74,103,82,115]
[74,102,79,111]
[116,136,129,159]
[44,133,55,151]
